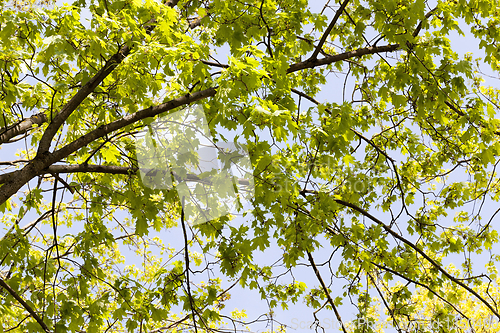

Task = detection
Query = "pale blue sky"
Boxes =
[2,0,500,332]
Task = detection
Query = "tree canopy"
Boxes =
[1,0,500,331]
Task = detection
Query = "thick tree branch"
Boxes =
[0,88,216,206]
[0,41,419,209]
[310,0,350,60]
[0,278,50,332]
[36,0,181,154]
[0,43,404,209]
[0,164,252,187]
[189,16,203,29]
[0,113,47,145]
[36,46,132,154]
[51,88,218,165]
[288,44,400,73]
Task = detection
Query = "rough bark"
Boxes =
[0,88,217,206]
[0,113,47,145]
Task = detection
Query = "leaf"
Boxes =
[343,154,355,166]
[3,1,500,332]
[101,144,120,164]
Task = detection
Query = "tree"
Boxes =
[1,0,500,331]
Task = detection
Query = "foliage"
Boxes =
[1,0,500,331]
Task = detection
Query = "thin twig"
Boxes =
[180,196,198,333]
[306,251,348,333]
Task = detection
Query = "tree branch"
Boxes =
[0,159,29,166]
[288,44,400,73]
[0,88,217,206]
[412,7,437,38]
[0,113,47,145]
[51,88,218,167]
[366,272,405,333]
[201,60,229,69]
[331,197,500,320]
[0,163,252,187]
[0,278,50,332]
[189,16,203,29]
[180,196,199,333]
[370,261,473,326]
[36,45,132,154]
[306,251,348,333]
[0,44,400,208]
[310,0,350,60]
[36,0,181,154]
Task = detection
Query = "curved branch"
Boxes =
[332,197,500,320]
[412,7,437,38]
[370,262,473,327]
[366,272,405,333]
[180,196,199,333]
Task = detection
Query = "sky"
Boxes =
[210,2,500,332]
[2,0,500,332]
